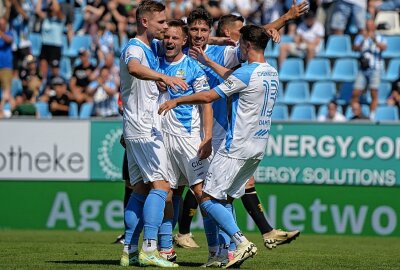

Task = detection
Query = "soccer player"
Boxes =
[159,24,279,268]
[174,1,307,255]
[156,19,214,261]
[119,0,188,268]
[216,13,300,250]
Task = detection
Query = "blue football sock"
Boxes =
[172,194,181,230]
[225,203,237,251]
[201,200,240,237]
[202,215,219,248]
[143,189,167,241]
[124,192,147,246]
[218,202,234,251]
[158,218,173,250]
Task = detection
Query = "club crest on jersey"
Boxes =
[176,69,186,79]
[224,79,235,89]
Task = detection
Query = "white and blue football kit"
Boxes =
[159,55,211,188]
[184,45,241,151]
[203,62,279,200]
[120,38,168,185]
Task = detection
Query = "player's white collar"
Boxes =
[164,54,186,65]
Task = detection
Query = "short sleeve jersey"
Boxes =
[120,38,161,139]
[184,44,241,139]
[159,55,210,137]
[214,62,279,160]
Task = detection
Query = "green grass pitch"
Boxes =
[0,230,399,270]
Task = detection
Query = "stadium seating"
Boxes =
[68,102,79,119]
[377,82,392,104]
[271,104,289,120]
[29,33,42,57]
[374,106,399,121]
[269,35,293,58]
[323,35,356,58]
[279,58,304,82]
[331,58,358,82]
[304,58,331,81]
[283,81,310,104]
[382,58,400,81]
[11,79,23,97]
[60,57,72,81]
[375,11,400,35]
[35,102,51,119]
[79,102,94,119]
[336,82,354,105]
[310,81,337,105]
[290,104,316,121]
[382,36,400,59]
[318,104,343,118]
[64,35,92,58]
[345,104,370,119]
[73,8,84,32]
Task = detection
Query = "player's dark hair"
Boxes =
[217,14,244,37]
[240,25,269,51]
[136,0,165,27]
[187,8,213,29]
[167,19,188,37]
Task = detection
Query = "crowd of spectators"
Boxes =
[0,0,399,120]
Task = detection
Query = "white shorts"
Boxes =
[211,138,224,158]
[125,134,169,186]
[203,152,260,200]
[163,132,210,189]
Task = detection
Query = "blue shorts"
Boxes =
[354,69,381,90]
[330,0,366,31]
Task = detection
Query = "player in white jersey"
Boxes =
[159,24,279,268]
[156,19,214,262]
[174,2,307,257]
[119,1,188,268]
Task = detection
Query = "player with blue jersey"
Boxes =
[119,1,188,268]
[159,24,278,268]
[155,19,213,262]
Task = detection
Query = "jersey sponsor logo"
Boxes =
[176,69,186,79]
[224,79,235,89]
[254,129,269,137]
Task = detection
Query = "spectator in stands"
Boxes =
[102,53,119,89]
[125,4,138,39]
[9,0,32,77]
[351,19,387,120]
[93,21,114,66]
[316,0,335,35]
[108,0,128,43]
[87,66,119,117]
[12,88,36,117]
[387,70,400,109]
[318,100,347,122]
[82,0,107,35]
[330,0,367,35]
[0,17,14,118]
[278,11,324,67]
[70,48,97,107]
[19,54,42,100]
[261,0,284,25]
[350,102,369,120]
[166,0,193,20]
[41,59,68,102]
[377,0,400,11]
[48,76,70,116]
[58,0,74,43]
[36,0,64,81]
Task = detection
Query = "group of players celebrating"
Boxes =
[118,0,309,268]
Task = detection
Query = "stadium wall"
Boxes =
[0,119,399,236]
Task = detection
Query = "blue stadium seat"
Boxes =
[35,102,52,119]
[279,58,304,82]
[60,57,72,80]
[11,78,23,97]
[264,41,273,57]
[283,81,310,104]
[73,8,84,32]
[270,35,293,58]
[310,81,337,105]
[382,58,400,81]
[382,36,400,59]
[65,35,92,58]
[29,33,42,57]
[378,82,392,105]
[290,104,316,121]
[271,104,289,120]
[79,102,94,119]
[323,35,355,58]
[318,104,343,118]
[336,82,354,105]
[61,34,69,56]
[345,104,370,119]
[275,83,284,104]
[331,58,358,82]
[304,58,331,81]
[69,102,79,118]
[375,106,399,121]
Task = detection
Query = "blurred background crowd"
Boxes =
[0,0,399,121]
